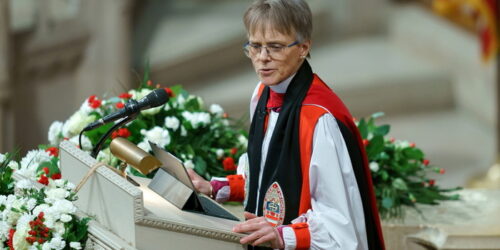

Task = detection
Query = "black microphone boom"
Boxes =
[83,88,169,132]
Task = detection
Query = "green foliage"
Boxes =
[357,113,460,219]
[63,216,91,249]
[0,153,16,196]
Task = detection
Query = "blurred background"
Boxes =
[0,0,497,188]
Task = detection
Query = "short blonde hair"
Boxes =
[243,0,312,43]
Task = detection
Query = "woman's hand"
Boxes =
[186,168,212,196]
[233,212,284,249]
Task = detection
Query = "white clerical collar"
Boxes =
[269,73,296,94]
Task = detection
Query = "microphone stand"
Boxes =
[89,114,137,158]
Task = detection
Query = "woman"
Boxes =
[189,0,385,249]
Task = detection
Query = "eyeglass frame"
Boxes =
[243,40,300,58]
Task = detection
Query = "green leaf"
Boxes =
[358,119,368,139]
[84,123,115,146]
[402,147,424,160]
[366,135,384,159]
[374,125,390,137]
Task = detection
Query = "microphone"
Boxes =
[83,88,169,132]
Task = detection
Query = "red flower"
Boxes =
[89,99,102,109]
[88,95,97,104]
[118,93,132,99]
[429,179,436,186]
[8,229,15,250]
[38,175,49,185]
[362,139,370,146]
[116,102,125,109]
[164,87,175,97]
[389,137,395,143]
[230,148,238,155]
[51,173,62,180]
[42,167,50,175]
[423,159,430,166]
[111,128,131,139]
[45,147,59,157]
[409,142,416,148]
[147,80,153,86]
[223,157,236,171]
[223,113,229,119]
[439,168,446,174]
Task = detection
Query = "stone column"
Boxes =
[0,0,11,152]
[76,0,133,102]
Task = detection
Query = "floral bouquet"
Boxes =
[0,152,89,250]
[357,112,460,219]
[47,74,248,180]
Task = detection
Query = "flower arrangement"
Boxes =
[357,112,460,219]
[47,74,248,180]
[0,152,90,250]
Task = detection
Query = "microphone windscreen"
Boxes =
[151,88,168,107]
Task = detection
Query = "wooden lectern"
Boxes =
[59,141,245,250]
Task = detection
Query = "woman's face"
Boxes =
[248,28,310,86]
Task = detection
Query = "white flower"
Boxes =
[62,111,97,138]
[164,116,180,131]
[395,140,410,149]
[209,104,224,117]
[48,235,66,250]
[53,222,66,235]
[163,102,171,111]
[216,149,224,159]
[0,221,10,241]
[69,135,92,151]
[131,88,152,100]
[13,214,34,250]
[182,111,211,129]
[48,121,64,146]
[137,140,151,152]
[60,214,72,223]
[41,242,52,250]
[44,188,70,203]
[33,204,50,219]
[238,135,248,147]
[51,199,77,215]
[369,162,380,172]
[8,161,19,170]
[15,179,33,190]
[176,95,186,108]
[184,160,195,169]
[70,242,82,250]
[0,153,5,163]
[141,106,162,116]
[79,100,93,115]
[140,127,171,148]
[19,149,52,179]
[27,198,37,211]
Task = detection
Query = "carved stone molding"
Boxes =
[137,216,241,243]
[10,0,90,80]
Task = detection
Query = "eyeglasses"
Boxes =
[243,41,300,59]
